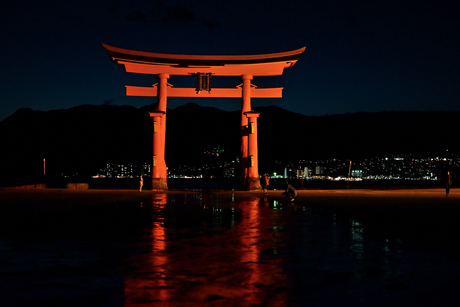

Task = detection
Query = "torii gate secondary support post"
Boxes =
[244,111,262,190]
[102,43,305,190]
[149,110,167,190]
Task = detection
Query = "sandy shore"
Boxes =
[1,187,457,204]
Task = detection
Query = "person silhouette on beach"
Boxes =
[446,171,453,196]
[139,175,143,192]
[283,181,297,201]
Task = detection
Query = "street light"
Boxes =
[347,160,352,189]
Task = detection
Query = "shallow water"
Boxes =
[1,192,459,306]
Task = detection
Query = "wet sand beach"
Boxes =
[1,188,459,306]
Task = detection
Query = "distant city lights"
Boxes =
[90,151,456,181]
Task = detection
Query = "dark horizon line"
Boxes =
[3,102,460,123]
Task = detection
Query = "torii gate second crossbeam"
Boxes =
[102,43,305,190]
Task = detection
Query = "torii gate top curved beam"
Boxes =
[102,43,306,77]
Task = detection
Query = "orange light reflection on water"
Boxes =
[123,194,286,305]
[237,197,264,303]
[123,194,170,305]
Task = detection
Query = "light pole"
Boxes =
[347,160,352,189]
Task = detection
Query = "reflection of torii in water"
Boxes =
[102,43,305,191]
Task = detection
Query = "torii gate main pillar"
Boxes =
[241,75,252,185]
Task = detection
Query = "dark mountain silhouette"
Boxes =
[165,103,241,166]
[0,105,152,180]
[0,103,458,181]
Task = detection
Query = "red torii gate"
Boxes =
[102,43,305,190]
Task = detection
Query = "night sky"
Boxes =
[1,0,459,121]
